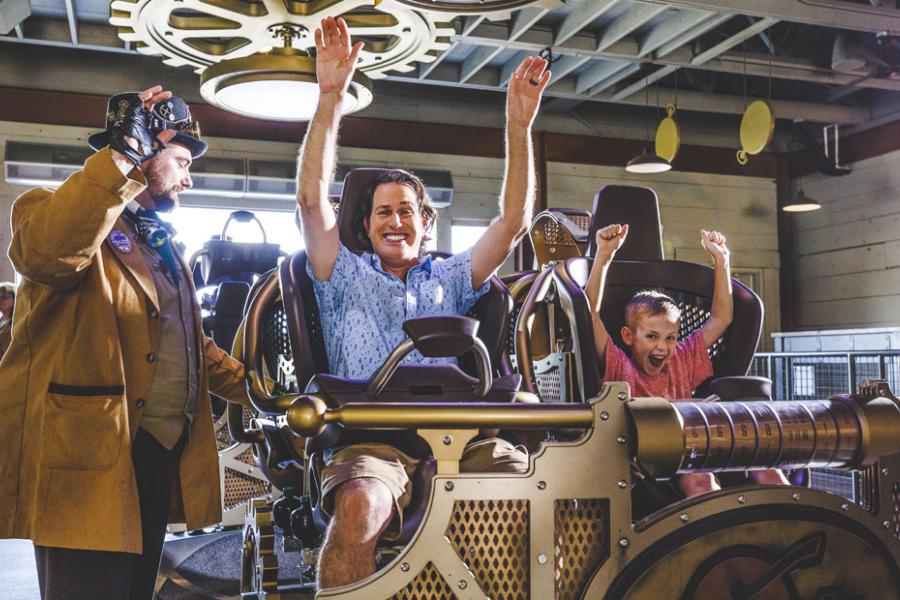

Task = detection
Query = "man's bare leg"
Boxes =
[317,478,394,589]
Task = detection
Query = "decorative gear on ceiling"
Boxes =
[109,0,457,79]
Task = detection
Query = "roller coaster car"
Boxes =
[239,178,900,599]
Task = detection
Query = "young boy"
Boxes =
[586,223,787,497]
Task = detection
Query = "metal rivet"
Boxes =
[680,513,689,523]
[791,492,800,501]
[442,435,453,445]
[617,480,627,489]
[737,495,746,504]
[444,481,454,491]
[600,412,609,421]
[617,436,627,444]
[549,247,556,254]
[840,503,849,511]
[537,481,547,490]
[618,538,629,548]
[881,468,889,476]
[884,521,891,529]
[458,581,467,590]
[400,562,410,572]
[537,553,547,564]
[617,391,627,401]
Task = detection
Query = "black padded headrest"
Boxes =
[337,168,384,254]
[586,185,664,261]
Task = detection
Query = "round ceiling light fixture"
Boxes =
[782,190,822,212]
[625,148,672,174]
[200,47,373,121]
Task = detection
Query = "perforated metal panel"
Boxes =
[445,499,530,600]
[535,353,573,404]
[235,446,257,466]
[541,219,579,247]
[262,300,298,394]
[389,561,456,600]
[224,467,271,510]
[554,498,610,599]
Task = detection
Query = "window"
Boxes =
[160,206,304,261]
[451,221,489,254]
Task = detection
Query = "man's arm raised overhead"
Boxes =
[470,56,550,289]
[296,16,363,282]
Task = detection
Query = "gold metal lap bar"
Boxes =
[285,395,595,437]
[628,394,900,477]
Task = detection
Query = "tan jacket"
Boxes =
[0,149,249,553]
[0,317,10,360]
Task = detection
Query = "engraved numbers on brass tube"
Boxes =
[671,400,864,473]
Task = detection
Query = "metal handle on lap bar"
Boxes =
[284,395,595,437]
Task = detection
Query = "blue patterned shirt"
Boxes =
[308,244,489,380]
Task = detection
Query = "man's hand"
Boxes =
[314,17,364,97]
[700,229,730,266]
[595,223,629,259]
[506,56,551,130]
[109,85,177,173]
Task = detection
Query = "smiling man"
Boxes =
[295,16,550,590]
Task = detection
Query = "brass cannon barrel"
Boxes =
[628,391,900,477]
[285,395,595,437]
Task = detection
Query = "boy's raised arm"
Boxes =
[699,229,734,348]
[585,224,628,363]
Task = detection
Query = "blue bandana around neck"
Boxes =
[133,207,181,284]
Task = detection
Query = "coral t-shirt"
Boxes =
[604,330,713,400]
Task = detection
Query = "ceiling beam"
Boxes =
[459,8,546,84]
[639,0,900,32]
[611,65,676,100]
[418,16,484,80]
[638,9,721,57]
[652,12,732,57]
[460,22,900,92]
[691,17,780,65]
[616,16,782,101]
[596,3,670,51]
[589,62,642,94]
[554,0,623,46]
[62,0,77,45]
[576,60,633,94]
[384,63,871,124]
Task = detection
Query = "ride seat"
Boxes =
[540,184,763,402]
[279,168,518,543]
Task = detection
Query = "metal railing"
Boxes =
[750,350,900,510]
[750,351,900,400]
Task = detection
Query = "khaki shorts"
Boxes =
[320,438,529,539]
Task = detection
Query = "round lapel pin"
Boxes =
[109,229,133,254]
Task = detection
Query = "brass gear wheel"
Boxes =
[109,0,454,79]
[241,498,280,598]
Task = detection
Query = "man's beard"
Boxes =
[143,161,180,213]
[150,191,176,213]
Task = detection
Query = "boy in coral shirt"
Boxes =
[586,223,787,497]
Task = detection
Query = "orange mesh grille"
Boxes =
[224,467,271,510]
[541,219,577,247]
[554,499,609,599]
[235,446,257,466]
[446,499,529,599]
[389,561,456,600]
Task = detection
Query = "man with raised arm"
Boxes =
[295,16,550,590]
